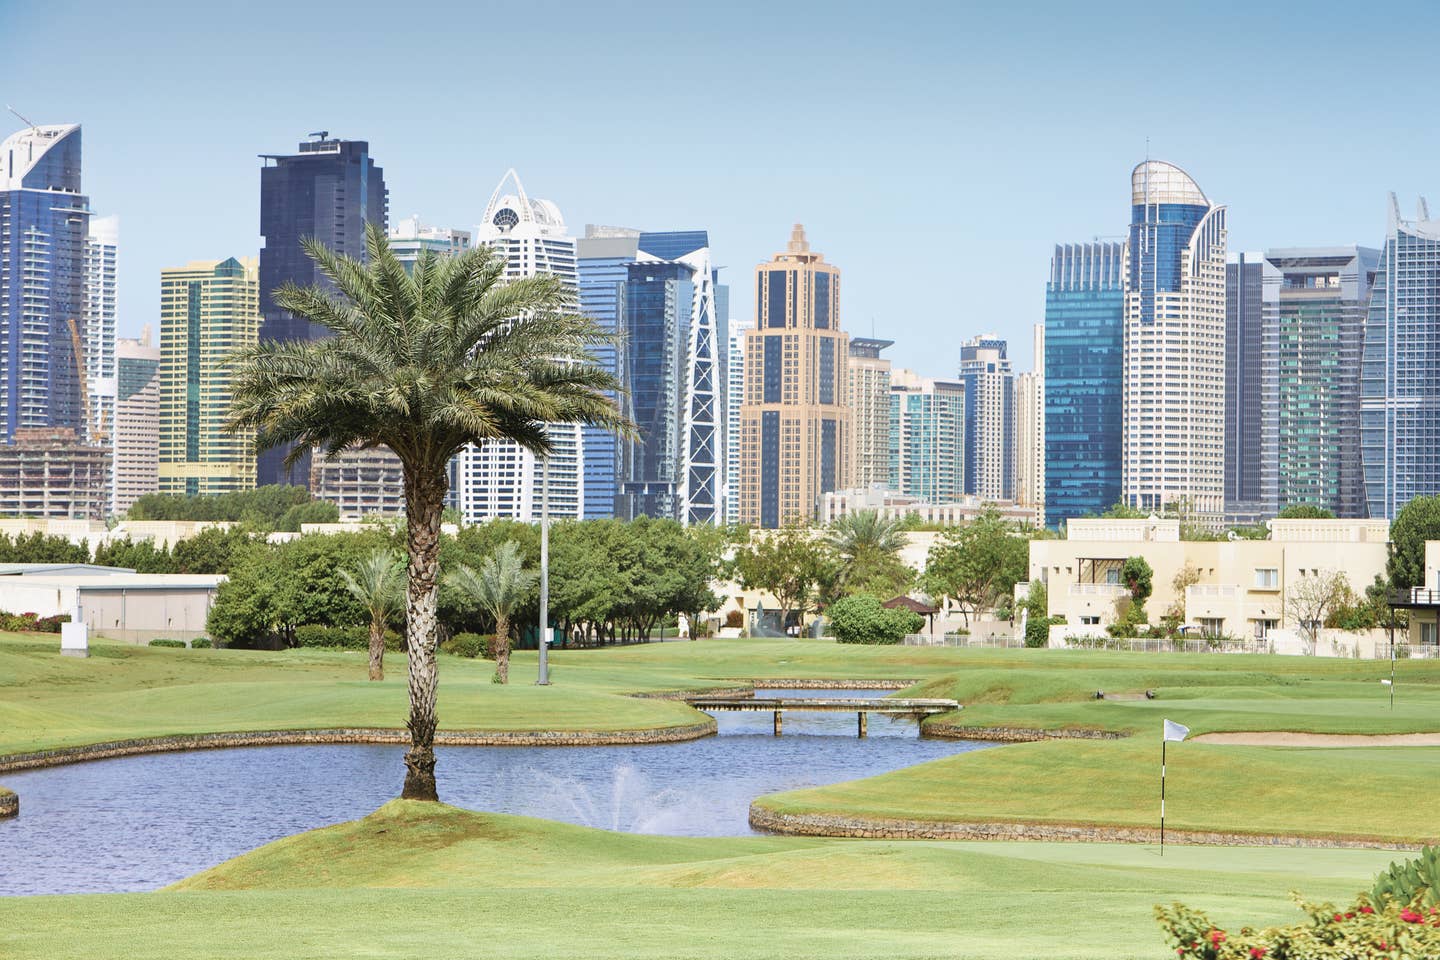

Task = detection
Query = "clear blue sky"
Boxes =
[6,0,1439,376]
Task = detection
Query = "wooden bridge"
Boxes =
[685,696,960,737]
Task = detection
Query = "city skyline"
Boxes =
[9,0,1440,378]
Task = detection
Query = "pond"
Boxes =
[0,690,988,895]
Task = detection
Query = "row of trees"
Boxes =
[127,485,338,531]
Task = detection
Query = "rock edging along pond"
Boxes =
[0,786,16,819]
[746,805,1423,851]
[0,720,719,775]
[922,722,1127,742]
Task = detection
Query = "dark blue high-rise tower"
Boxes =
[257,134,387,486]
[1044,242,1123,526]
[0,123,91,443]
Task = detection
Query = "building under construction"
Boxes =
[0,428,110,521]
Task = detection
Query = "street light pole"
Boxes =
[537,453,550,685]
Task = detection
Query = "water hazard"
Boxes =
[0,689,989,895]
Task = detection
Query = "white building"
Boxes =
[388,214,471,260]
[1014,324,1044,515]
[455,170,582,523]
[1122,161,1227,521]
[84,215,119,450]
[958,334,1014,501]
[724,318,751,524]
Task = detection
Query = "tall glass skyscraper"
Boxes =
[576,227,640,519]
[1262,246,1376,519]
[1225,252,1266,517]
[1044,242,1123,527]
[257,134,387,486]
[889,368,965,503]
[1122,161,1227,519]
[0,123,91,443]
[1362,197,1440,519]
[958,335,1013,500]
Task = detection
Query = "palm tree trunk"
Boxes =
[401,465,445,801]
[494,612,510,684]
[368,613,385,682]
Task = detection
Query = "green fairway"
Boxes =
[0,801,1407,959]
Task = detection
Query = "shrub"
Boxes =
[1372,845,1440,910]
[1157,893,1440,959]
[0,611,68,633]
[443,632,492,659]
[191,637,212,649]
[828,594,922,645]
[724,608,744,629]
[292,624,402,651]
[148,638,186,648]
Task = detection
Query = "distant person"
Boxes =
[677,612,690,641]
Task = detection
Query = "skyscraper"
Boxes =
[456,170,581,523]
[738,225,849,528]
[0,122,90,443]
[958,334,1014,500]
[848,338,893,491]
[387,215,470,261]
[1014,325,1044,515]
[113,331,160,514]
[888,368,965,503]
[257,134,387,486]
[1263,246,1376,519]
[1225,252,1266,518]
[615,232,728,523]
[724,318,752,524]
[1044,241,1123,527]
[1122,161,1227,519]
[158,258,260,496]
[1363,197,1440,519]
[576,226,640,520]
[85,215,119,449]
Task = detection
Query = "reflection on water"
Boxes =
[0,689,985,895]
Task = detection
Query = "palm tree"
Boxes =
[338,548,405,682]
[446,541,536,684]
[825,509,912,598]
[226,224,627,801]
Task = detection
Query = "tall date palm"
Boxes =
[227,224,627,801]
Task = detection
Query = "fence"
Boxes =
[902,633,1030,648]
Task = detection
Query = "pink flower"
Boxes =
[1210,930,1227,945]
[1400,908,1424,923]
[1249,948,1267,958]
[1359,905,1375,914]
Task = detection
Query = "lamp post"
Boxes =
[537,453,550,685]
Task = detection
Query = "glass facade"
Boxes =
[1044,242,1123,526]
[619,261,690,519]
[576,237,637,519]
[1225,255,1266,514]
[257,136,387,486]
[889,375,965,503]
[958,336,1013,500]
[0,124,90,443]
[1362,204,1440,519]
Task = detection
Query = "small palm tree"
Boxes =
[227,224,627,801]
[446,540,536,684]
[338,548,405,682]
[827,509,906,563]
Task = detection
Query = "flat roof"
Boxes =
[0,563,137,576]
[0,574,224,591]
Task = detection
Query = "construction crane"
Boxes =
[65,318,107,445]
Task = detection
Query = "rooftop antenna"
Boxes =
[6,105,38,131]
[308,130,329,141]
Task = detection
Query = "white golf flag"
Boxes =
[1163,719,1190,742]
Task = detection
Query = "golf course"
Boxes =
[2,633,1438,958]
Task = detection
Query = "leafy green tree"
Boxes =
[128,485,316,527]
[227,225,627,801]
[732,522,837,633]
[446,541,536,683]
[171,526,263,574]
[825,510,913,599]
[1019,580,1053,648]
[91,537,178,573]
[1277,504,1335,519]
[0,532,89,564]
[828,594,922,645]
[1121,556,1153,606]
[1388,495,1440,591]
[1101,502,1146,519]
[921,509,1028,627]
[339,548,406,681]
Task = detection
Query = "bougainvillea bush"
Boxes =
[1156,895,1440,959]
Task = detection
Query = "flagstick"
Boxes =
[1160,736,1167,856]
[1390,642,1396,712]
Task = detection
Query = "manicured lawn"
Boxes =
[0,801,1408,959]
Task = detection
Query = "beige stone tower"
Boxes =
[738,225,850,527]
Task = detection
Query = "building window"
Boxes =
[1253,568,1279,590]
[1254,618,1279,639]
[1198,617,1224,638]
[1422,621,1438,646]
[1080,615,1100,626]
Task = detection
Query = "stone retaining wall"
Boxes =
[748,805,1422,851]
[628,687,754,701]
[923,722,1126,742]
[0,787,15,819]
[0,720,717,775]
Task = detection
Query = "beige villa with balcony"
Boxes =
[1028,517,1392,642]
